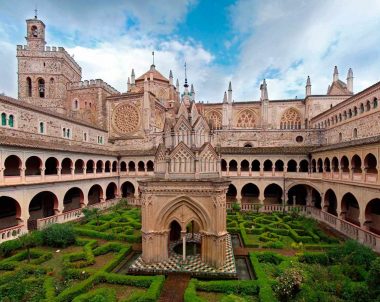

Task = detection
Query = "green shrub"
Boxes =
[0,239,22,257]
[221,294,247,302]
[367,257,380,298]
[72,288,117,302]
[328,240,376,269]
[42,224,76,248]
[184,279,205,302]
[273,267,303,302]
[257,252,283,265]
[341,282,370,302]
[249,253,276,302]
[298,252,330,265]
[196,280,259,295]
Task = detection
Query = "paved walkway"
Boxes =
[158,273,190,302]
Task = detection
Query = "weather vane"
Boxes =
[34,5,38,19]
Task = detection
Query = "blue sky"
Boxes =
[0,0,380,101]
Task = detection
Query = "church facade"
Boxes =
[0,16,380,257]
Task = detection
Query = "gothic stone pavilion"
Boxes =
[1,15,380,269]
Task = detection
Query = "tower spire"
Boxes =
[152,51,155,67]
[305,76,311,96]
[184,62,189,88]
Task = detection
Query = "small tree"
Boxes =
[82,207,101,226]
[273,267,303,302]
[232,202,241,212]
[18,232,41,263]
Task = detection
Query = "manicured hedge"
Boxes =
[196,279,259,295]
[249,253,277,302]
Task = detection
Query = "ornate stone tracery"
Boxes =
[112,103,140,134]
[280,108,301,129]
[236,109,256,128]
[206,110,222,129]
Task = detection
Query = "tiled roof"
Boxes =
[219,146,315,155]
[313,135,380,153]
[0,95,106,131]
[136,65,169,83]
[0,133,115,156]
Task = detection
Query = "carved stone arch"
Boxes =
[157,196,211,232]
[280,108,302,129]
[235,109,257,128]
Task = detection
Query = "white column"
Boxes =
[182,234,186,261]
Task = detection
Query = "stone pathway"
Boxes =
[158,273,190,302]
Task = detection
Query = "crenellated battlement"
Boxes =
[68,79,120,95]
[17,44,82,73]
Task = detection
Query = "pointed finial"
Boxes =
[347,68,353,78]
[190,84,194,94]
[152,51,155,66]
[131,69,135,77]
[176,78,179,89]
[34,5,38,19]
[169,70,173,79]
[333,65,339,82]
[223,91,227,103]
[228,81,232,91]
[306,76,311,86]
[127,77,130,84]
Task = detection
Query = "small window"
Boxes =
[374,98,378,109]
[39,122,45,134]
[26,77,32,97]
[66,129,70,138]
[353,128,358,138]
[83,132,88,142]
[339,133,342,142]
[1,113,6,126]
[31,25,38,37]
[8,115,14,128]
[97,136,104,144]
[62,127,66,137]
[296,136,303,143]
[244,143,253,148]
[74,100,79,110]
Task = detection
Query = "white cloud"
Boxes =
[229,0,380,101]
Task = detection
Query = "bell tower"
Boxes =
[26,13,46,51]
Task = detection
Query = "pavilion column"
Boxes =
[41,167,46,181]
[181,231,187,261]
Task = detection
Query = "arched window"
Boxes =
[353,128,358,138]
[339,132,342,142]
[66,129,70,138]
[8,115,14,128]
[31,25,38,37]
[373,98,378,109]
[73,99,79,110]
[280,108,301,129]
[207,111,222,130]
[62,128,66,137]
[360,103,364,113]
[1,113,6,126]
[39,122,44,134]
[366,100,371,111]
[38,78,45,98]
[236,110,256,128]
[26,77,32,97]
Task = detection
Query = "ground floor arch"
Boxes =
[241,183,260,203]
[0,196,21,229]
[28,191,58,230]
[365,199,380,234]
[121,181,135,198]
[105,182,117,200]
[341,192,360,226]
[88,184,103,205]
[63,187,84,212]
[264,183,282,204]
[324,189,337,216]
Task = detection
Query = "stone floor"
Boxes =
[128,233,236,277]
